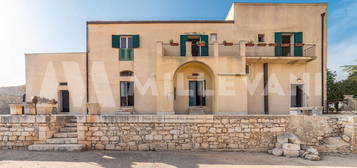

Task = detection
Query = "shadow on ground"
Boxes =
[0,150,356,168]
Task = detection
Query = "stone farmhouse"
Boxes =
[25,2,327,115]
[5,3,354,153]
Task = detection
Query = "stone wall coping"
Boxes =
[75,115,297,123]
[0,115,50,123]
[77,115,215,123]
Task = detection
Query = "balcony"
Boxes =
[157,41,316,64]
[160,42,241,57]
[245,43,316,64]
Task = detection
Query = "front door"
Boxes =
[60,90,70,112]
[189,80,206,106]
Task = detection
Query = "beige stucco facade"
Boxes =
[25,3,327,115]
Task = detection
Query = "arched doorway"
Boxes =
[173,61,214,114]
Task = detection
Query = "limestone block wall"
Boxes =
[0,115,49,149]
[0,115,73,149]
[287,115,357,152]
[77,115,289,151]
[0,114,355,152]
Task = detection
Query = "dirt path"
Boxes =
[0,150,356,168]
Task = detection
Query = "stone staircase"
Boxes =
[28,117,85,152]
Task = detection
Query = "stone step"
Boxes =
[60,127,77,133]
[65,123,77,127]
[28,144,85,152]
[46,138,78,144]
[69,120,77,123]
[53,132,77,138]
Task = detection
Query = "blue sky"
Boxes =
[0,0,356,86]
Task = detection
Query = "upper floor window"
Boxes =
[112,35,140,61]
[112,35,140,49]
[180,35,209,57]
[120,36,133,48]
[258,34,265,42]
[210,33,217,41]
[275,32,303,57]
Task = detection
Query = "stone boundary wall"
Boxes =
[0,115,72,149]
[0,115,48,149]
[76,115,289,151]
[0,114,356,152]
[287,115,357,152]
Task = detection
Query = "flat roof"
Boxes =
[25,52,85,55]
[87,20,234,25]
[234,2,327,6]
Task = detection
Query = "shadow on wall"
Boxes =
[0,85,25,114]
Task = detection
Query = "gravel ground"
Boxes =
[0,150,356,168]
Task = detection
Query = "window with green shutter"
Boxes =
[294,32,303,56]
[275,32,303,57]
[112,35,120,48]
[180,35,209,56]
[180,35,188,56]
[275,32,282,56]
[112,35,140,49]
[200,35,209,56]
[112,34,140,61]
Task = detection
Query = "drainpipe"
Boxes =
[86,22,89,114]
[264,63,269,114]
[321,12,326,114]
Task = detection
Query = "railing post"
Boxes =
[214,42,219,57]
[156,41,163,57]
[239,41,246,57]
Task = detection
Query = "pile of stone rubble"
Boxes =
[268,132,320,161]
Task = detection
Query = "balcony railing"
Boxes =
[245,44,316,57]
[158,41,316,58]
[161,42,241,57]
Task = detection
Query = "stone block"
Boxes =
[138,144,149,150]
[95,144,104,150]
[272,148,283,156]
[199,127,207,133]
[105,144,115,150]
[145,135,153,141]
[283,149,300,157]
[341,135,351,143]
[304,154,320,161]
[277,134,289,144]
[283,143,300,151]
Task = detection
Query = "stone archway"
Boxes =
[173,61,215,114]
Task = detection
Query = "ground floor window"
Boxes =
[189,80,206,106]
[290,84,304,107]
[120,81,134,106]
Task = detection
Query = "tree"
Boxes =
[341,63,357,98]
[327,70,344,111]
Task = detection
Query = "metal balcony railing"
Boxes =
[158,42,316,57]
[245,43,316,57]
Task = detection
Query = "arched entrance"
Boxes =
[173,61,214,114]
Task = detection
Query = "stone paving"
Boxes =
[0,150,356,168]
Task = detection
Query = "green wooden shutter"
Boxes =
[112,35,120,48]
[119,48,134,61]
[180,35,188,56]
[200,35,209,56]
[275,32,282,56]
[294,32,303,56]
[132,35,140,48]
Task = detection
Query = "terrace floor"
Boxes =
[0,150,356,168]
